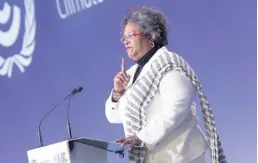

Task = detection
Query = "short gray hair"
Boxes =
[121,6,168,47]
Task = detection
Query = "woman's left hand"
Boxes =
[116,135,142,148]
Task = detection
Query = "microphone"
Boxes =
[37,87,80,147]
[66,86,83,139]
[76,86,83,93]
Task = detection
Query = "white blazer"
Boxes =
[105,47,209,163]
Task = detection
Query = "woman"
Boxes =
[105,6,226,163]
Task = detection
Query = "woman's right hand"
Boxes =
[113,58,130,97]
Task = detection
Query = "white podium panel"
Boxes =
[27,141,71,163]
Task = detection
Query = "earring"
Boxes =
[149,40,154,48]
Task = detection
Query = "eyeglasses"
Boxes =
[120,33,145,43]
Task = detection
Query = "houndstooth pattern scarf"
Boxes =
[125,47,226,163]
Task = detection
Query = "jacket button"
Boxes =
[112,108,115,110]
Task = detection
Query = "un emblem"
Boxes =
[0,0,36,78]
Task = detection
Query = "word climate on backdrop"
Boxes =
[56,0,104,19]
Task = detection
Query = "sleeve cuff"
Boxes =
[107,90,119,110]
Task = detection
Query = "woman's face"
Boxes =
[122,22,152,62]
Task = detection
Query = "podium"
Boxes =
[27,137,142,163]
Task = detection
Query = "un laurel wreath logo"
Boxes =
[0,0,36,78]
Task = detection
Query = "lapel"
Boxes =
[126,64,138,88]
[133,46,168,84]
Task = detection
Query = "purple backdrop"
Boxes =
[0,0,256,162]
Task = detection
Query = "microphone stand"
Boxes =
[67,95,74,139]
[66,86,83,140]
[37,89,76,147]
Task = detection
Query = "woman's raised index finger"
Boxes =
[121,58,126,72]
